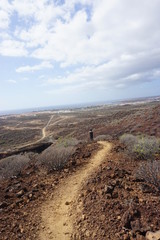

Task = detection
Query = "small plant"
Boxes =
[36,144,75,171]
[120,134,137,148]
[135,160,160,192]
[120,134,160,160]
[133,136,160,160]
[57,136,79,148]
[0,155,31,179]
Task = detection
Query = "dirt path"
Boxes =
[42,115,54,138]
[39,141,112,240]
[13,115,72,150]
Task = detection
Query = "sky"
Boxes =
[0,0,160,111]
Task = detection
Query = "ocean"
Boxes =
[0,101,114,116]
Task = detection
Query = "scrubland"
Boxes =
[0,100,160,239]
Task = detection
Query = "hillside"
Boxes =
[0,100,160,240]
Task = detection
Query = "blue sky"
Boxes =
[0,0,160,111]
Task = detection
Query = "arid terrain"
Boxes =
[0,98,160,240]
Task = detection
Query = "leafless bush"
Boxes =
[0,155,31,179]
[135,160,160,192]
[120,134,160,160]
[94,135,112,141]
[36,144,75,171]
[57,137,79,147]
[120,134,137,147]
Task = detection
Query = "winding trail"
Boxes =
[14,115,72,150]
[39,141,112,240]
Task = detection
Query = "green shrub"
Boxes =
[133,136,160,160]
[120,134,160,160]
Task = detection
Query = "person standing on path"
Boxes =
[89,129,93,141]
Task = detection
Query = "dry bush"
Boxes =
[135,160,160,192]
[57,137,79,147]
[120,134,137,147]
[133,137,160,160]
[0,155,31,179]
[94,135,112,141]
[36,144,75,171]
[120,134,160,160]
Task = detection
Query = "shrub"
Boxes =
[120,134,160,160]
[135,160,160,192]
[133,137,160,160]
[119,134,137,148]
[57,136,79,147]
[36,144,75,171]
[0,155,31,179]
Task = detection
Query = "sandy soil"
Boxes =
[38,141,112,240]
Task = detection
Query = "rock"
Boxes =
[16,190,24,198]
[0,202,8,209]
[112,191,118,199]
[65,201,70,205]
[146,230,160,240]
[107,166,112,170]
[28,193,33,199]
[86,230,91,237]
[81,214,86,221]
[100,215,106,221]
[130,219,141,232]
[121,206,140,229]
[123,233,130,240]
[140,184,153,193]
[104,185,114,194]
[64,169,69,173]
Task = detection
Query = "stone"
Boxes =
[130,219,141,232]
[0,202,8,209]
[140,184,153,193]
[104,185,114,194]
[146,230,160,240]
[16,190,24,198]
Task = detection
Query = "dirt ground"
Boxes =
[74,143,160,240]
[0,100,160,240]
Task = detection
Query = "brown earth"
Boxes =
[0,140,160,239]
[0,142,99,240]
[74,143,160,240]
[0,101,160,240]
[39,141,111,240]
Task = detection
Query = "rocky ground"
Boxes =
[0,140,160,239]
[74,143,160,240]
[0,142,99,240]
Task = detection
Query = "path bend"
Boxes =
[38,141,112,240]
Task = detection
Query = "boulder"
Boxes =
[146,230,160,240]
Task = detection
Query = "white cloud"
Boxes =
[16,61,53,73]
[0,40,28,57]
[1,0,160,91]
[7,79,17,84]
[0,0,12,29]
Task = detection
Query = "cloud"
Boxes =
[0,0,12,29]
[7,79,17,84]
[1,0,160,92]
[0,40,28,57]
[16,61,53,73]
[43,48,160,91]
